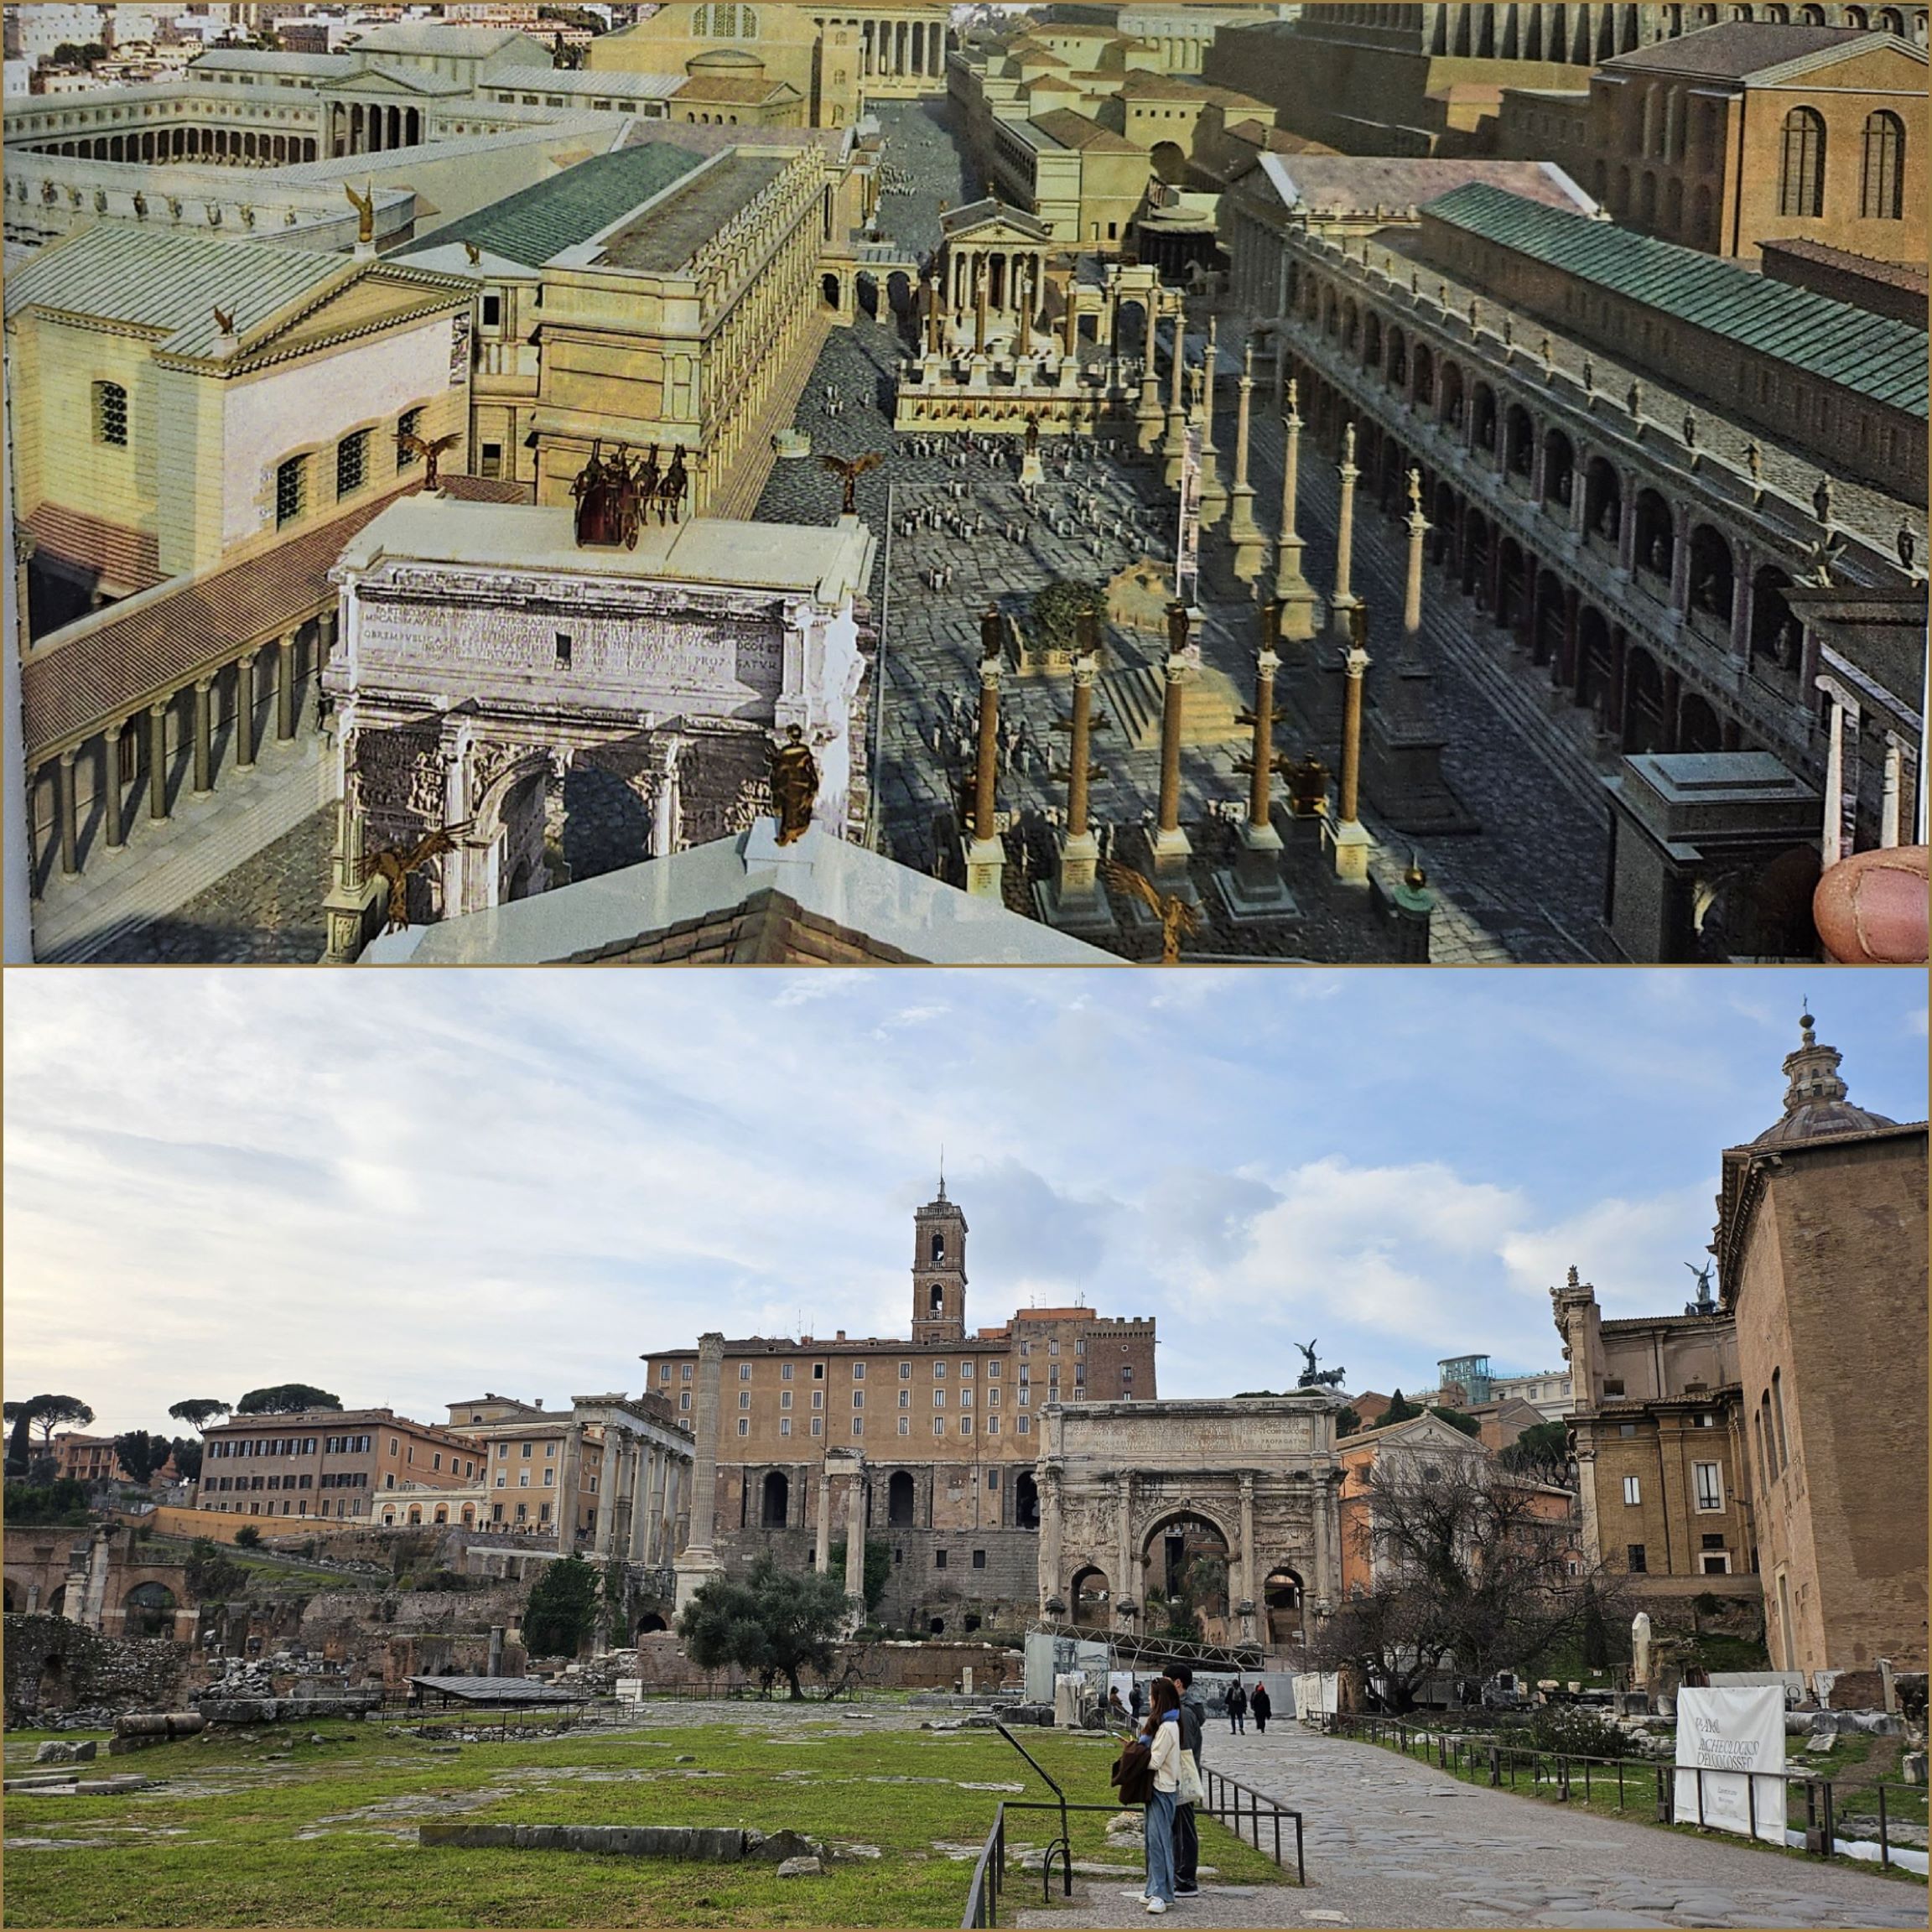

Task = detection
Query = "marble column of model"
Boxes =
[1114,1471,1136,1624]
[1274,378,1318,643]
[1226,340,1267,586]
[1197,314,1228,525]
[1135,298,1166,453]
[1380,466,1436,737]
[1150,610,1193,895]
[1051,623,1110,925]
[1223,597,1293,910]
[1329,420,1360,646]
[1161,302,1190,485]
[1332,611,1373,886]
[966,613,1005,900]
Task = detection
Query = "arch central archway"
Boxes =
[1262,1566,1305,1650]
[1140,1510,1232,1640]
[1069,1565,1111,1630]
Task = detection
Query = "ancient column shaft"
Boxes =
[974,658,1000,842]
[844,1468,866,1605]
[1157,652,1187,835]
[686,1332,724,1553]
[814,1456,834,1571]
[1339,641,1368,825]
[1068,656,1095,839]
[1249,648,1279,832]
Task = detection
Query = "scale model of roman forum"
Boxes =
[6,3,1924,964]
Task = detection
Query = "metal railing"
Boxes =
[963,1724,1307,1927]
[1325,1711,1927,1873]
[1202,1764,1306,1884]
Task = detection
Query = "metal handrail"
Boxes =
[1324,1711,1925,1872]
[1202,1764,1306,1886]
[962,1747,1310,1924]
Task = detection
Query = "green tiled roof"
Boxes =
[3,225,347,345]
[1424,182,1929,421]
[419,143,708,269]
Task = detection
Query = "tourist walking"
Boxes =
[1227,1679,1248,1734]
[1130,1680,1144,1724]
[1163,1663,1203,1898]
[1140,1676,1183,1914]
[1249,1680,1272,1734]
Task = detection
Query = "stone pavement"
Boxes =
[1016,1722,1926,1930]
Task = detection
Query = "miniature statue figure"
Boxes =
[1103,860,1200,966]
[769,724,819,846]
[818,449,883,517]
[343,179,375,247]
[659,445,689,525]
[368,821,471,932]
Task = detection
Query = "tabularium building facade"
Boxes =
[643,1186,1157,1636]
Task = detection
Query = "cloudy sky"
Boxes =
[4,969,1922,1441]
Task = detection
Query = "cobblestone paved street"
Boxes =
[758,100,1618,963]
[1017,1722,1928,1929]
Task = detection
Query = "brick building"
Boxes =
[48,1431,177,1487]
[1713,1013,1929,1675]
[195,1407,484,1522]
[1203,3,1924,158]
[644,1186,1158,1633]
[1507,22,1928,264]
[1550,1268,1758,1612]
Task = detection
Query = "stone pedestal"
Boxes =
[1213,818,1297,921]
[963,834,1006,900]
[1019,448,1046,489]
[1038,830,1117,934]
[1326,814,1374,886]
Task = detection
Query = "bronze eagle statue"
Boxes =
[1104,860,1200,966]
[369,822,473,933]
[343,179,375,246]
[395,428,465,491]
[819,449,884,517]
[211,304,236,336]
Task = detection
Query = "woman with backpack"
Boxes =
[1140,1676,1184,1913]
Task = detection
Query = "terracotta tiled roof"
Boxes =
[1758,235,1929,295]
[1602,19,1877,78]
[23,504,164,598]
[565,886,925,963]
[22,487,413,763]
[439,474,538,505]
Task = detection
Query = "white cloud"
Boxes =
[4,969,1922,1436]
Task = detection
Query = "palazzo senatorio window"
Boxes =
[336,428,371,499]
[275,454,307,527]
[94,381,128,447]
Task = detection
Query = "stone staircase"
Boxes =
[1100,657,1247,754]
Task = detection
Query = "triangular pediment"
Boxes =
[321,63,463,97]
[940,199,1055,247]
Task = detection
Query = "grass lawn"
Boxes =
[2,1704,1289,1927]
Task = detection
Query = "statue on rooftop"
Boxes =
[769,724,819,847]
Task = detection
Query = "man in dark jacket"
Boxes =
[1162,1662,1204,1895]
[1227,1679,1248,1733]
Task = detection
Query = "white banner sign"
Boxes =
[1291,1671,1339,1722]
[1674,1685,1786,1844]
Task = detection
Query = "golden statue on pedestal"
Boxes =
[770,725,819,847]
